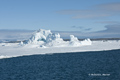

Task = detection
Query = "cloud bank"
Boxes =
[58,24,120,38]
[0,24,120,42]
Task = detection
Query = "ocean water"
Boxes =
[0,49,120,80]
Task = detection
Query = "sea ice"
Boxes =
[3,29,118,59]
[21,29,92,47]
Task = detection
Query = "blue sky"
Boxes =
[0,0,120,32]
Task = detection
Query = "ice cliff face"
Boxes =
[22,29,92,47]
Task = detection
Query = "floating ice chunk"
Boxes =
[81,38,92,45]
[46,33,63,42]
[70,35,79,42]
[69,35,81,46]
[45,33,64,47]
[19,41,24,46]
[24,29,52,44]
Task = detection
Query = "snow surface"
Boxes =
[0,29,120,59]
[0,40,120,59]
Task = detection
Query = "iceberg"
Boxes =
[81,38,92,45]
[24,29,52,44]
[21,29,92,47]
[69,35,81,46]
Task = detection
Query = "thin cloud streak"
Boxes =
[72,14,110,19]
[71,26,93,32]
[95,21,120,24]
[97,2,120,12]
[57,2,120,19]
[71,26,83,29]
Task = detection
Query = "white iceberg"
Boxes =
[69,35,81,46]
[81,38,92,45]
[21,29,92,47]
[24,29,52,44]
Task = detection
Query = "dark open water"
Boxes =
[0,49,120,80]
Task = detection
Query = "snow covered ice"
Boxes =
[21,29,92,47]
[69,35,92,46]
[0,29,120,59]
